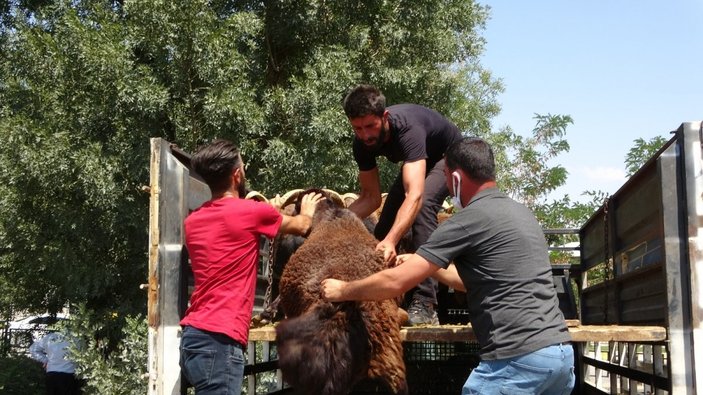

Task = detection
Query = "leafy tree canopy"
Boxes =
[0,0,501,315]
[624,136,668,177]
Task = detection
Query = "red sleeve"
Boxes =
[255,202,283,238]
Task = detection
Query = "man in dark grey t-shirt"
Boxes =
[322,137,575,394]
[343,84,462,325]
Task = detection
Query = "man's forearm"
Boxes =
[333,270,405,301]
[279,214,312,236]
[432,263,466,292]
[383,195,421,245]
[323,255,440,302]
[348,195,380,219]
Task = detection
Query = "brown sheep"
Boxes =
[275,198,408,395]
[252,189,381,326]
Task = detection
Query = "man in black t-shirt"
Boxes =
[321,137,575,394]
[343,84,462,325]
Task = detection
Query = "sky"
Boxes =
[478,1,703,201]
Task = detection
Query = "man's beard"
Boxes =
[364,123,388,154]
[237,176,247,198]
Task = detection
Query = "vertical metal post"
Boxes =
[148,139,210,395]
[609,341,618,394]
[680,121,703,394]
[660,123,698,394]
[247,342,256,394]
[653,344,665,395]
[643,345,653,395]
[626,343,636,395]
[148,139,189,395]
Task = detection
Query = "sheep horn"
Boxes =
[373,192,389,219]
[269,194,283,209]
[245,190,268,203]
[280,189,305,210]
[322,189,345,208]
[342,192,359,208]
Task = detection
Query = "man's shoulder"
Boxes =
[468,188,508,205]
[387,104,457,138]
[234,198,278,214]
[187,198,277,217]
[387,103,429,115]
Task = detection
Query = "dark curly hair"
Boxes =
[342,84,386,118]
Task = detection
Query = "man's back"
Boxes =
[181,198,281,344]
[418,187,570,359]
[30,332,76,373]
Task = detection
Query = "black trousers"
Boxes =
[374,159,448,306]
[46,372,83,395]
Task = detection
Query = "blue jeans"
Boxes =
[179,326,246,395]
[463,343,575,395]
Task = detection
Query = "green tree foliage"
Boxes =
[624,136,668,177]
[63,307,147,395]
[0,353,45,395]
[489,113,573,209]
[0,1,152,316]
[0,0,501,318]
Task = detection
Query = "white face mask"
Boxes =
[451,171,463,209]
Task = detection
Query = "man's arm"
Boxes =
[396,254,466,293]
[375,159,426,261]
[29,337,48,366]
[347,168,382,219]
[278,192,323,236]
[432,263,466,292]
[321,253,439,301]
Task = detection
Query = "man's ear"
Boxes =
[232,166,242,184]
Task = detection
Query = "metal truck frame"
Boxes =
[146,120,702,394]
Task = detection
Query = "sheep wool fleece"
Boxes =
[181,198,282,346]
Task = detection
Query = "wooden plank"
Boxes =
[248,326,277,342]
[401,325,477,342]
[570,325,667,342]
[247,321,667,343]
[566,319,581,327]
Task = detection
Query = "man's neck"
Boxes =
[211,191,239,200]
[476,181,497,194]
[464,181,498,203]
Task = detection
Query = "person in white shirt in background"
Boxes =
[29,331,83,395]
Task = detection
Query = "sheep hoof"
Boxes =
[397,307,409,325]
[250,311,274,328]
[250,314,268,328]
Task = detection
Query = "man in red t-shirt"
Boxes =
[179,139,322,395]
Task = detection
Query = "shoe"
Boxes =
[406,299,439,326]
